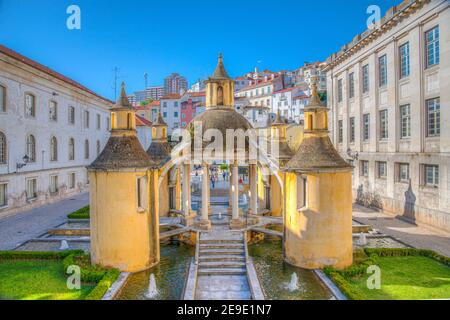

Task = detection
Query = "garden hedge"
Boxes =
[0,250,119,300]
[67,206,90,219]
[0,250,83,261]
[324,247,450,300]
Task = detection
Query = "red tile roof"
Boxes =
[161,93,181,99]
[189,92,206,97]
[135,114,152,127]
[0,44,113,104]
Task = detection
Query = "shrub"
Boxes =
[68,206,90,219]
[0,250,83,261]
[85,269,120,300]
[63,252,120,300]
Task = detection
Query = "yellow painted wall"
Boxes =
[90,170,159,272]
[270,173,283,217]
[286,125,304,153]
[159,173,170,217]
[284,171,353,270]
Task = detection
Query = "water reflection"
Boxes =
[249,240,333,300]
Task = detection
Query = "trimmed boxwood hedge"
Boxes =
[0,250,83,261]
[324,248,450,300]
[0,250,119,300]
[68,206,90,219]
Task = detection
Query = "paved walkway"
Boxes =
[0,193,89,250]
[353,204,450,257]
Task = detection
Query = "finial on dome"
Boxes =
[307,76,322,107]
[212,52,230,79]
[114,82,132,109]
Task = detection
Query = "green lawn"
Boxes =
[67,206,90,219]
[0,259,94,300]
[331,250,450,300]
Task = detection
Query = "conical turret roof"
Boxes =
[112,82,133,110]
[153,111,167,127]
[211,53,231,79]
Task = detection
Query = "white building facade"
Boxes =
[326,0,450,232]
[160,94,182,135]
[0,45,112,217]
[272,87,308,124]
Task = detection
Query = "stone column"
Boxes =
[249,164,258,216]
[230,162,243,229]
[182,163,195,226]
[199,163,211,230]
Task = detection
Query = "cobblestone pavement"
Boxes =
[353,204,450,257]
[0,193,89,250]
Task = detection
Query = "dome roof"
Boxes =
[283,135,352,173]
[189,107,253,151]
[88,135,151,171]
[190,106,252,136]
[146,141,172,168]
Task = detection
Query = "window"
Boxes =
[50,136,58,161]
[50,175,58,194]
[338,120,343,143]
[424,165,439,187]
[137,176,147,210]
[84,140,89,159]
[69,138,75,161]
[363,114,370,141]
[425,26,439,68]
[96,140,101,156]
[0,85,5,112]
[398,163,410,183]
[377,161,387,179]
[426,98,440,137]
[106,117,110,130]
[379,110,388,140]
[163,112,167,118]
[399,43,410,78]
[26,134,36,162]
[337,79,343,102]
[84,110,90,128]
[25,93,35,117]
[163,102,167,108]
[349,117,355,143]
[96,114,101,130]
[68,106,75,124]
[297,176,308,210]
[362,65,369,93]
[0,132,6,164]
[26,178,37,200]
[0,183,6,207]
[379,55,387,87]
[69,173,76,190]
[174,102,178,107]
[400,105,411,138]
[49,101,57,121]
[174,112,178,117]
[361,161,369,177]
[348,73,355,98]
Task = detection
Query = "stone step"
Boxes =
[199,248,245,255]
[200,243,244,249]
[199,261,247,269]
[197,268,247,276]
[195,290,252,300]
[199,239,242,244]
[199,255,245,262]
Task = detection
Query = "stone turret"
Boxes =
[282,77,353,270]
[204,53,235,108]
[88,83,159,273]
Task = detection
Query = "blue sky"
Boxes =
[0,0,397,100]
